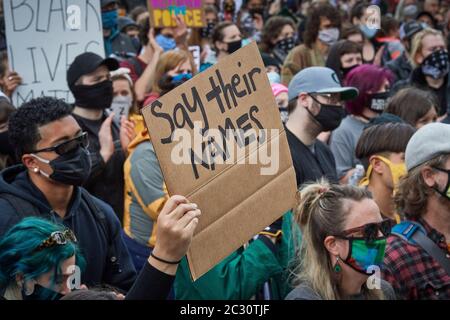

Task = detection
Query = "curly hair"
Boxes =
[8,97,73,158]
[395,154,450,219]
[303,3,341,48]
[259,16,296,53]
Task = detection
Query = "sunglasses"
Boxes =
[34,229,77,252]
[31,132,89,156]
[336,219,392,244]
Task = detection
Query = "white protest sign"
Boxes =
[3,0,105,107]
[188,45,200,71]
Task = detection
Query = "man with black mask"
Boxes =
[0,97,136,291]
[285,67,358,187]
[67,52,135,223]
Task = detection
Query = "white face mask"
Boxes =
[267,71,281,84]
[318,28,340,46]
[109,95,133,119]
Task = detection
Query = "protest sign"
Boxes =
[188,45,200,71]
[148,0,205,28]
[141,42,297,280]
[4,0,105,107]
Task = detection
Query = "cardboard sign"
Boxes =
[148,0,205,28]
[188,45,200,71]
[141,42,297,280]
[3,0,105,107]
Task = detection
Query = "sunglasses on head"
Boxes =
[336,219,392,244]
[34,229,77,252]
[31,132,89,156]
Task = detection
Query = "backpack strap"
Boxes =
[0,193,41,220]
[79,188,121,274]
[392,221,450,276]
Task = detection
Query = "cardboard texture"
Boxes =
[141,42,297,280]
[148,0,205,28]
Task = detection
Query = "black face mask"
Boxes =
[71,80,114,110]
[200,22,216,38]
[33,146,92,186]
[307,95,346,131]
[341,64,359,78]
[224,2,235,14]
[22,284,64,300]
[248,7,265,17]
[226,39,242,54]
[421,49,450,80]
[0,130,14,157]
[369,91,390,113]
[432,167,450,201]
[275,37,295,54]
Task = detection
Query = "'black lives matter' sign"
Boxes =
[4,0,104,107]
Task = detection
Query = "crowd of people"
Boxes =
[0,0,449,300]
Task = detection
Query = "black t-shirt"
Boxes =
[286,127,338,188]
[73,112,125,222]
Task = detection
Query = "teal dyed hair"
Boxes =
[0,217,86,290]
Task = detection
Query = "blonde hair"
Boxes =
[152,50,197,93]
[291,179,384,300]
[410,28,445,68]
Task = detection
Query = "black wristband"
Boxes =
[150,252,181,265]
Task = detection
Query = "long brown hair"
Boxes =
[291,179,384,300]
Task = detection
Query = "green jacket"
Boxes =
[174,211,301,300]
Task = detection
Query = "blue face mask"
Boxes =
[267,71,281,84]
[172,73,193,83]
[102,10,118,30]
[359,24,377,39]
[156,34,176,52]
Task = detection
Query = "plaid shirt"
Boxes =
[382,217,450,300]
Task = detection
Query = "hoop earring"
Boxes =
[334,256,342,273]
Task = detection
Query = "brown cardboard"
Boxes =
[141,41,297,280]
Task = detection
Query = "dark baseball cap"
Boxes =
[101,0,117,8]
[399,21,425,41]
[67,52,119,88]
[118,16,139,32]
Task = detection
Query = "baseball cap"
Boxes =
[101,0,117,8]
[399,21,425,41]
[288,67,358,101]
[405,123,450,171]
[118,17,139,32]
[67,52,119,89]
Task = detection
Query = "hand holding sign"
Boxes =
[150,195,201,275]
[142,42,297,280]
[2,71,22,98]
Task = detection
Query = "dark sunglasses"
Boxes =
[31,132,89,155]
[336,219,392,244]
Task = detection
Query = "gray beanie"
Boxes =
[405,123,450,171]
